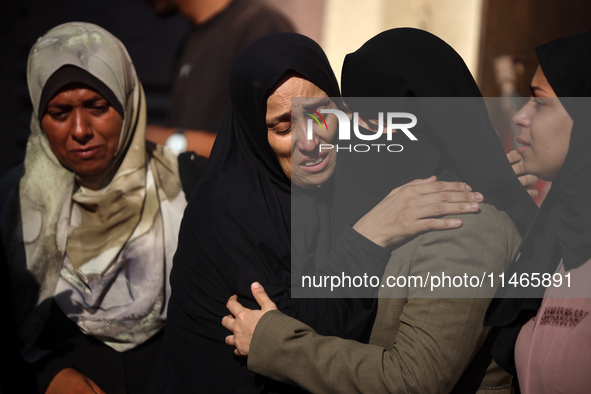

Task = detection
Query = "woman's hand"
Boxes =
[222,282,278,357]
[353,176,483,248]
[46,368,106,394]
[506,149,539,199]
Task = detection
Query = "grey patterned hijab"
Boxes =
[16,22,185,357]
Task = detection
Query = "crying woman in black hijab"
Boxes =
[153,32,486,393]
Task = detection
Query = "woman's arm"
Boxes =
[224,204,521,393]
[267,178,484,336]
[291,177,483,300]
[247,299,493,394]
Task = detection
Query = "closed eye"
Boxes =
[47,106,71,120]
[273,124,292,135]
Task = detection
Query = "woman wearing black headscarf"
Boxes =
[223,28,537,393]
[151,33,376,393]
[485,30,591,393]
[152,31,484,393]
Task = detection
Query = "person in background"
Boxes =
[145,0,295,157]
[486,30,591,394]
[0,22,206,394]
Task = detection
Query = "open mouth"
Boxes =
[299,154,329,173]
[303,156,325,166]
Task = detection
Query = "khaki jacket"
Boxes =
[248,203,521,393]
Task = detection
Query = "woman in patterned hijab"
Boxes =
[0,22,200,393]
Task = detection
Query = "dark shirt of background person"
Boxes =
[0,0,189,178]
[144,0,295,157]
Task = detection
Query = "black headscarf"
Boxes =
[334,28,537,236]
[154,33,377,393]
[485,30,591,376]
[534,30,591,270]
[38,65,124,121]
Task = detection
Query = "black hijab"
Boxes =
[155,33,376,393]
[534,30,591,270]
[485,30,591,375]
[334,28,537,236]
[180,31,342,311]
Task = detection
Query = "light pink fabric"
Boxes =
[515,260,591,393]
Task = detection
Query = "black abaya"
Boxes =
[151,33,388,393]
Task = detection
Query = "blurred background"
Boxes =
[2,0,590,203]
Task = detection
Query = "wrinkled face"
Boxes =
[266,76,338,188]
[41,85,123,189]
[513,67,573,181]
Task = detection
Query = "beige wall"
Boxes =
[265,0,327,43]
[265,0,483,86]
[321,0,483,85]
